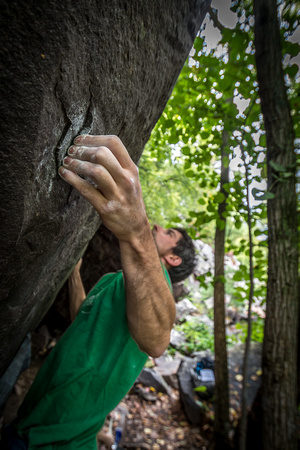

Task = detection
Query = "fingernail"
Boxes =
[63,156,71,166]
[74,134,88,144]
[58,167,66,177]
[68,145,76,155]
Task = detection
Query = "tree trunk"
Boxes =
[213,129,230,447]
[253,0,299,448]
[239,144,255,450]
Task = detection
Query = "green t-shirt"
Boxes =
[16,267,171,449]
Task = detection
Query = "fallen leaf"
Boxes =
[179,421,188,427]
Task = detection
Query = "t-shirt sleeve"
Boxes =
[161,263,173,294]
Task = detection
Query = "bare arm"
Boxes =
[59,135,175,357]
[119,228,176,358]
[68,259,86,322]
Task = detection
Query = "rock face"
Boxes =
[0,0,211,374]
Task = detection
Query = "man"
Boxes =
[3,135,195,449]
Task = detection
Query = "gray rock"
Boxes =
[176,298,198,322]
[0,0,211,375]
[227,342,262,407]
[153,352,174,367]
[178,343,263,425]
[177,358,208,424]
[154,359,182,390]
[191,349,213,359]
[198,314,214,329]
[136,368,172,396]
[184,314,213,330]
[0,334,31,409]
[170,329,186,349]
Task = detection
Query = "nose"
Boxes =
[153,224,163,233]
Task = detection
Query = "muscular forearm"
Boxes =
[59,135,176,355]
[68,262,86,322]
[120,223,176,358]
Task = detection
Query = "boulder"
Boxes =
[136,368,172,396]
[176,298,198,322]
[170,329,186,349]
[0,334,31,410]
[0,0,211,374]
[178,344,263,425]
[177,357,206,424]
[154,359,182,390]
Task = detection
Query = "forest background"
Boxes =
[138,0,299,448]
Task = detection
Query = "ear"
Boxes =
[164,253,182,268]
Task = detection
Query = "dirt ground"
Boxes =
[98,385,213,449]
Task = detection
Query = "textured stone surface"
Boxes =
[136,368,172,395]
[154,359,181,390]
[175,298,198,322]
[0,0,211,374]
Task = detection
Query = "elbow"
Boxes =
[147,347,167,359]
[138,334,171,358]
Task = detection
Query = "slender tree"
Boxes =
[253,0,299,448]
[213,128,230,448]
[239,140,255,450]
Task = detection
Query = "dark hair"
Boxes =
[168,228,196,283]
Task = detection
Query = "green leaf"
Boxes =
[284,41,299,58]
[217,218,226,230]
[168,134,179,144]
[201,131,210,139]
[223,183,231,193]
[164,119,175,128]
[223,156,230,168]
[254,250,263,258]
[261,191,275,200]
[269,160,286,172]
[259,134,266,147]
[215,192,226,203]
[194,386,207,393]
[194,36,204,53]
[181,146,191,156]
[285,64,298,79]
[214,275,226,284]
[233,272,244,281]
[185,169,195,178]
[252,187,275,200]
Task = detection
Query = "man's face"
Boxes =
[152,224,182,258]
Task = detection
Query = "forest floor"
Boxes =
[98,384,215,449]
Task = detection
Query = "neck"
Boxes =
[160,257,170,269]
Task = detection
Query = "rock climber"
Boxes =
[1,135,195,450]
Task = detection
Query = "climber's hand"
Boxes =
[58,135,148,243]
